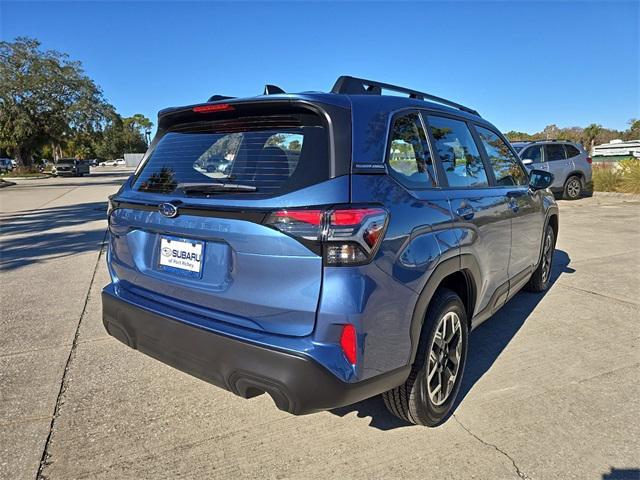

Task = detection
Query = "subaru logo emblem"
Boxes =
[159,202,179,218]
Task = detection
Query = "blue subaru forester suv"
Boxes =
[103,76,558,426]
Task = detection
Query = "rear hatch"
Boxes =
[108,99,351,337]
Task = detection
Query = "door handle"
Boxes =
[456,206,475,220]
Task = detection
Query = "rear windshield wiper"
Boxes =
[177,182,257,194]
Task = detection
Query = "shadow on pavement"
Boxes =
[0,201,108,271]
[602,468,640,480]
[330,249,574,430]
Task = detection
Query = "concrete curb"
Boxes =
[1,175,51,180]
[593,191,640,200]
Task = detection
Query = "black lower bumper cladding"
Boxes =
[102,290,408,415]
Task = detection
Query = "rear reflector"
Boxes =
[192,104,235,113]
[340,324,357,365]
[586,157,592,164]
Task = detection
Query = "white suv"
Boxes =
[512,140,592,200]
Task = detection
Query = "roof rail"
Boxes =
[331,75,480,117]
[207,95,235,102]
[263,84,285,95]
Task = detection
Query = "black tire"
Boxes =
[525,224,555,292]
[382,288,468,426]
[563,175,582,200]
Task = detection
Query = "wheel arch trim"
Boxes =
[407,254,481,364]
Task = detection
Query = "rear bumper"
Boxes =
[102,287,409,415]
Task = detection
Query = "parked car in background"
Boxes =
[99,160,117,167]
[512,140,592,199]
[103,76,558,427]
[87,159,99,167]
[53,158,90,177]
[34,158,51,173]
[0,158,15,173]
[115,158,126,166]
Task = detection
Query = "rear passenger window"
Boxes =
[427,116,488,188]
[475,126,528,186]
[565,144,580,158]
[521,145,542,163]
[387,113,436,188]
[545,144,567,161]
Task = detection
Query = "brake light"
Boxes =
[330,208,382,226]
[264,206,388,265]
[340,324,357,365]
[192,104,235,113]
[586,157,592,164]
[271,209,323,226]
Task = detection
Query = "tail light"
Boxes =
[264,206,388,266]
[586,157,592,164]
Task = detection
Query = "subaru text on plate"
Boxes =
[103,76,558,426]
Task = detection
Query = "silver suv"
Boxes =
[512,140,592,200]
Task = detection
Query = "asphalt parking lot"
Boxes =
[1,171,639,480]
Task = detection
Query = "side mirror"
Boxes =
[529,169,554,190]
[522,159,534,166]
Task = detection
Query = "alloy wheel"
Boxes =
[426,311,463,406]
[567,179,581,198]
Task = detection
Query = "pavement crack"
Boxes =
[555,283,639,307]
[35,229,108,480]
[453,415,531,480]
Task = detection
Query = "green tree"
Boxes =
[0,37,113,166]
[504,131,532,142]
[94,114,150,160]
[625,119,640,140]
[288,139,302,151]
[542,124,560,140]
[582,124,602,152]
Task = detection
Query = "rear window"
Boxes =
[565,144,581,158]
[133,113,328,197]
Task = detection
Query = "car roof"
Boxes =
[159,76,488,127]
[512,140,577,146]
[161,92,483,121]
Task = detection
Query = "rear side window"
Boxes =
[521,145,542,163]
[133,113,328,197]
[387,113,436,188]
[545,144,566,161]
[565,144,581,158]
[427,116,488,188]
[475,126,528,186]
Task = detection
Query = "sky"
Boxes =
[1,0,639,134]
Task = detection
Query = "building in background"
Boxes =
[592,139,640,163]
[124,153,144,168]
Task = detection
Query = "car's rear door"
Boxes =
[545,143,570,188]
[108,100,351,337]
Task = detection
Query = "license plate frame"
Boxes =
[157,235,205,279]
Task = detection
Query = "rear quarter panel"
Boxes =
[318,174,459,379]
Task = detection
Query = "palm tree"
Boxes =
[582,124,602,153]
